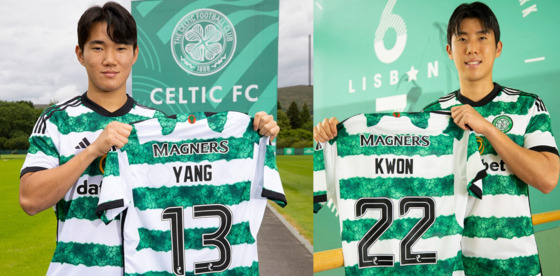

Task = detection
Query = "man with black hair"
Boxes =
[19,2,279,275]
[423,2,558,275]
[314,2,558,275]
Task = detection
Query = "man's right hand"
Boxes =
[89,121,132,157]
[313,117,339,143]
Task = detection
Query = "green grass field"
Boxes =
[0,157,55,275]
[275,155,313,243]
[0,154,312,274]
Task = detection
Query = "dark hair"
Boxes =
[447,2,500,47]
[77,1,137,50]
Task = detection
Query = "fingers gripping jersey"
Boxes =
[97,111,286,276]
[314,112,486,275]
[20,93,164,276]
[423,84,558,276]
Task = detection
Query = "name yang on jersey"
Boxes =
[360,134,431,175]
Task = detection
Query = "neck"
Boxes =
[458,80,494,102]
[86,90,128,112]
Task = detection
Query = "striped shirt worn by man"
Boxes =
[97,111,287,275]
[20,93,165,275]
[423,83,558,276]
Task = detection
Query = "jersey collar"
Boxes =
[81,92,134,117]
[456,83,502,107]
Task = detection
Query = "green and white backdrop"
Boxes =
[131,0,279,117]
[313,0,560,274]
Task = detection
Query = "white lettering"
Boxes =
[374,74,382,88]
[428,61,439,78]
[349,80,356,93]
[245,84,259,102]
[233,85,243,102]
[166,88,176,104]
[519,0,530,6]
[151,88,163,105]
[390,70,398,85]
[209,86,222,103]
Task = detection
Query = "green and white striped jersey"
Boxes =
[97,111,286,276]
[423,83,558,276]
[314,112,486,275]
[20,93,164,276]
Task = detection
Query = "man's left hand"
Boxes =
[253,111,280,141]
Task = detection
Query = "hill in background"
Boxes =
[278,85,313,113]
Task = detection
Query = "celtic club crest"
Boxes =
[492,115,513,133]
[171,9,237,76]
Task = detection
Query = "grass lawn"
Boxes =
[274,155,313,244]
[0,157,55,275]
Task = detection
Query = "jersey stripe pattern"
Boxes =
[97,111,286,276]
[423,84,558,276]
[314,112,486,275]
[20,93,165,276]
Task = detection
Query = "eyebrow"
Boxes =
[457,29,490,36]
[87,40,106,45]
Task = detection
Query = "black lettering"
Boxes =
[422,136,431,146]
[194,165,204,181]
[386,159,396,174]
[169,144,181,156]
[361,134,375,147]
[375,158,384,174]
[209,142,219,153]
[180,144,190,155]
[405,159,413,174]
[500,160,507,171]
[412,136,420,146]
[385,136,393,146]
[201,142,210,154]
[204,165,212,180]
[404,135,412,146]
[77,180,88,195]
[153,144,169,157]
[394,135,403,146]
[490,162,499,171]
[184,166,193,182]
[190,143,201,154]
[89,184,99,195]
[219,140,229,153]
[374,135,385,146]
[173,166,183,183]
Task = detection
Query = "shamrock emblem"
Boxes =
[184,24,223,62]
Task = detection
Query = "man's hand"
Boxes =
[89,121,132,157]
[313,117,339,143]
[451,105,493,134]
[253,111,280,141]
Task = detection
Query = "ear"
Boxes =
[446,44,453,60]
[75,45,85,66]
[495,41,503,58]
[132,45,139,65]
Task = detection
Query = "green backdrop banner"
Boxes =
[131,0,279,117]
[313,0,560,264]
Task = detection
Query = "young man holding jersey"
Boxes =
[19,2,279,275]
[314,2,559,275]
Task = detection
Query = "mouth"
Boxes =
[102,71,118,78]
[465,60,481,68]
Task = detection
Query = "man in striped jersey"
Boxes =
[97,111,286,275]
[314,2,559,275]
[19,2,279,275]
[422,2,559,275]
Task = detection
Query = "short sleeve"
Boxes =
[20,111,60,177]
[524,97,559,155]
[260,137,287,207]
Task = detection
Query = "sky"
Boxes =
[0,0,312,104]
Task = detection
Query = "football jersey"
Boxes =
[423,83,558,276]
[314,112,486,275]
[20,93,164,275]
[97,111,287,276]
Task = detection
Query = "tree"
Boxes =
[277,109,291,130]
[286,101,302,129]
[300,103,311,128]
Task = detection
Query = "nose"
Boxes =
[466,40,479,55]
[102,49,117,66]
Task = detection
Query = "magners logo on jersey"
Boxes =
[153,141,229,158]
[360,134,430,147]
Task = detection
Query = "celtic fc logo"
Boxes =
[492,115,513,133]
[171,9,237,76]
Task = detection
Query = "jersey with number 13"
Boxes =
[97,111,286,276]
